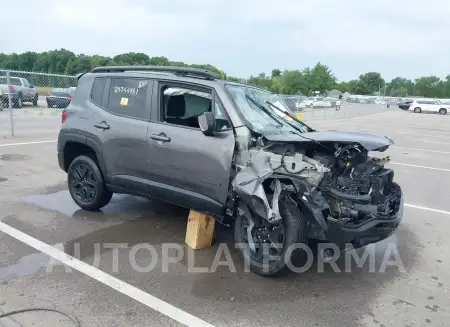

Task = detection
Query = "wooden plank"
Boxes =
[185,210,215,249]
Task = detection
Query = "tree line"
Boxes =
[1,48,449,98]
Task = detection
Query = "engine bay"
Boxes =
[232,138,403,227]
[314,144,402,224]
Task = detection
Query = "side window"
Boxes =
[106,77,150,120]
[22,79,30,87]
[11,78,22,86]
[160,85,232,130]
[91,77,106,106]
[161,85,212,129]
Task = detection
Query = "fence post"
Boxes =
[6,71,14,137]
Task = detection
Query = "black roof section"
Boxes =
[90,65,220,80]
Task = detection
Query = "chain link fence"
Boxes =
[0,68,401,137]
[0,69,77,136]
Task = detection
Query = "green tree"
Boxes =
[387,77,414,97]
[271,69,281,78]
[355,72,385,95]
[413,76,442,98]
[280,70,308,95]
[247,73,272,90]
[305,62,336,94]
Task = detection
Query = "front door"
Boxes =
[146,82,235,214]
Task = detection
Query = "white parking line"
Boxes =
[0,140,56,147]
[391,146,450,154]
[405,204,450,215]
[390,162,450,172]
[0,221,217,327]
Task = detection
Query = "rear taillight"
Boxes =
[47,92,51,96]
[62,110,68,122]
[9,85,15,94]
[67,95,73,99]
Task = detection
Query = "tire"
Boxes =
[234,198,308,277]
[32,94,38,106]
[67,155,113,211]
[439,108,447,115]
[414,107,421,113]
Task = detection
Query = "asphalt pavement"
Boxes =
[0,104,449,327]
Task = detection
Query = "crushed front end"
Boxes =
[316,144,404,249]
[232,137,404,251]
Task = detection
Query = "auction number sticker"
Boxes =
[114,86,139,95]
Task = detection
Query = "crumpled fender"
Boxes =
[232,150,283,223]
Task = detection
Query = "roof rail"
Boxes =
[90,65,219,80]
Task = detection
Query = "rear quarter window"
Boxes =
[90,77,106,106]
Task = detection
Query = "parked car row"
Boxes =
[295,96,333,109]
[0,77,76,110]
[345,96,388,104]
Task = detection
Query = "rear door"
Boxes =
[85,76,153,194]
[146,81,235,213]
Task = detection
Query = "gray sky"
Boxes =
[1,0,449,81]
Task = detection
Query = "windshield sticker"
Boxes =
[138,80,148,88]
[120,97,129,106]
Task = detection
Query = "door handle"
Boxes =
[150,134,171,142]
[93,121,110,130]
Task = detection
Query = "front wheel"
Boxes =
[32,94,38,106]
[439,108,447,115]
[234,199,308,276]
[67,155,113,211]
[414,107,422,113]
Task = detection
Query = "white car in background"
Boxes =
[295,101,306,109]
[312,97,327,107]
[302,97,332,108]
[409,99,450,115]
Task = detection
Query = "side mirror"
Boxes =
[198,112,215,135]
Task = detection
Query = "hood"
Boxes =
[263,130,394,151]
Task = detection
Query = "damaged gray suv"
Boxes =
[57,66,404,276]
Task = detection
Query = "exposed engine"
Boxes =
[232,139,402,226]
[315,144,402,223]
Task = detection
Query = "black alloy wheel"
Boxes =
[67,155,112,211]
[70,162,98,203]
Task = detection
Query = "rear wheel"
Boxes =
[234,197,308,276]
[67,155,112,211]
[439,108,447,115]
[32,94,38,106]
[414,107,421,113]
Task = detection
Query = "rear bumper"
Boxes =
[326,189,404,249]
[47,97,71,108]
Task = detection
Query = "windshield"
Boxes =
[225,84,312,134]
